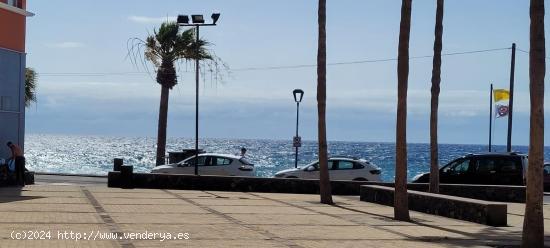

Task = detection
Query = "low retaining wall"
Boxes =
[25,171,34,185]
[423,184,525,203]
[360,185,508,226]
[108,171,526,202]
[108,172,376,195]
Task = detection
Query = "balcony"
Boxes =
[0,0,33,16]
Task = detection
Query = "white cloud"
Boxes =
[46,42,85,48]
[128,15,175,24]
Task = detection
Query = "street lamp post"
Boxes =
[293,89,304,168]
[177,13,220,175]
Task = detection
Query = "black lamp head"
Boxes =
[177,15,189,24]
[191,15,205,24]
[211,13,220,24]
[293,89,304,103]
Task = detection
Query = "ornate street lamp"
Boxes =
[293,89,304,168]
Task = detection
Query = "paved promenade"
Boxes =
[0,181,548,247]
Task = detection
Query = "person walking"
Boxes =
[237,147,247,157]
[7,142,25,186]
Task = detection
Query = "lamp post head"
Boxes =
[211,13,221,24]
[191,15,205,24]
[293,89,304,103]
[177,15,189,24]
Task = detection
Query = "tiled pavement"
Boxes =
[0,184,549,247]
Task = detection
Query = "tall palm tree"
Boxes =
[429,0,444,194]
[395,0,412,221]
[144,22,213,166]
[523,0,545,246]
[25,67,37,108]
[317,0,333,204]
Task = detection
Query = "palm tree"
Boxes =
[143,22,213,166]
[522,0,545,246]
[317,0,333,204]
[395,0,412,221]
[429,0,444,194]
[25,67,37,108]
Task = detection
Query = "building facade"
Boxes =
[0,0,33,158]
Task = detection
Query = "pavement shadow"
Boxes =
[331,203,530,247]
[0,186,44,203]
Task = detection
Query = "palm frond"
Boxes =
[25,67,37,107]
[127,21,228,88]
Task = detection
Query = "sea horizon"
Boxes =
[24,132,546,148]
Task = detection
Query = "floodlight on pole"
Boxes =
[211,13,220,24]
[177,12,220,175]
[177,15,189,24]
[191,15,205,24]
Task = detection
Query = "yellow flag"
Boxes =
[493,89,510,102]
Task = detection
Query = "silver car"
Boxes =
[274,157,382,181]
[151,153,254,176]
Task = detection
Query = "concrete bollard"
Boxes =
[113,158,123,172]
[120,165,133,189]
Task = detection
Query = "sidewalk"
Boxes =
[0,184,548,247]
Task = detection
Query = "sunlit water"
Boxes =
[23,134,550,182]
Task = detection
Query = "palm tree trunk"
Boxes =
[317,0,333,205]
[522,0,545,246]
[155,85,170,166]
[394,0,412,221]
[429,0,444,194]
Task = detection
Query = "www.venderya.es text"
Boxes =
[10,230,190,242]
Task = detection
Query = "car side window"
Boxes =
[496,159,521,173]
[212,157,231,166]
[337,161,354,170]
[544,165,550,176]
[308,161,335,171]
[187,156,207,166]
[475,159,496,174]
[353,162,365,169]
[328,160,335,170]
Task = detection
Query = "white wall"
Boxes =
[0,48,25,159]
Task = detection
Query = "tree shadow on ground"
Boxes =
[330,203,540,248]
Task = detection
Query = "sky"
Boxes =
[24,0,550,146]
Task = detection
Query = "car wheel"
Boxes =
[353,177,368,181]
[286,176,298,179]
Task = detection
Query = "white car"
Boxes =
[274,157,382,181]
[151,153,254,176]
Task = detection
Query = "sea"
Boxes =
[23,134,550,182]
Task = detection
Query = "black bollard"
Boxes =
[113,158,123,172]
[120,165,133,189]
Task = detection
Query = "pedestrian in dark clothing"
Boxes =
[7,142,25,186]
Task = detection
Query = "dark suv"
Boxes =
[412,153,528,186]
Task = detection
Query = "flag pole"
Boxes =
[489,83,493,152]
[506,43,516,152]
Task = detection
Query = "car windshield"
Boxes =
[299,160,319,170]
[239,158,254,165]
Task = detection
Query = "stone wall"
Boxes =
[108,171,526,202]
[360,185,508,226]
